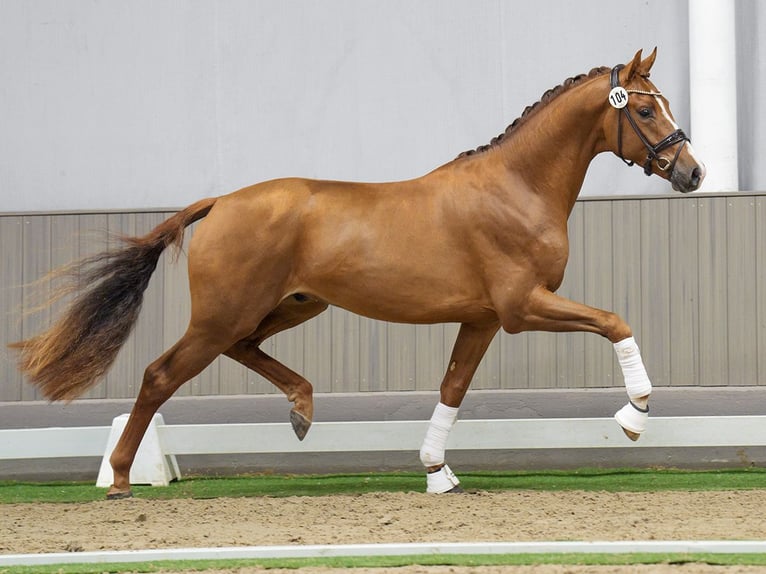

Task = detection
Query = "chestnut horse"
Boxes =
[12,49,704,497]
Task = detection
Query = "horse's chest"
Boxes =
[493,228,570,290]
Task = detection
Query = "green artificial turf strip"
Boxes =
[3,553,766,574]
[1,467,765,504]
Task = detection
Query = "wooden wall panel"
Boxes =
[386,324,417,392]
[757,197,766,386]
[667,198,700,386]
[640,199,671,387]
[611,199,643,373]
[555,203,586,388]
[0,217,23,401]
[726,196,758,386]
[20,215,51,401]
[78,214,109,400]
[358,313,388,392]
[696,197,730,386]
[582,201,615,389]
[300,309,334,394]
[414,322,446,391]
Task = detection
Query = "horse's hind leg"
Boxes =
[420,321,499,493]
[107,328,237,499]
[225,295,328,440]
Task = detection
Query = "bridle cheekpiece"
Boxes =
[610,65,690,177]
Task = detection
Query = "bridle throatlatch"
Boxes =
[609,65,690,177]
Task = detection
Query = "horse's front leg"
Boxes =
[499,285,651,441]
[420,321,499,493]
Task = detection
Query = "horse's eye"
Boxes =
[638,107,652,118]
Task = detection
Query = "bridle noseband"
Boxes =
[610,65,690,177]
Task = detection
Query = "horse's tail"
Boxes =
[9,197,217,401]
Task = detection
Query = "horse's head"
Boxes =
[604,48,705,193]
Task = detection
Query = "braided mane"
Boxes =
[456,66,611,159]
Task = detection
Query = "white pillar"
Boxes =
[688,0,739,192]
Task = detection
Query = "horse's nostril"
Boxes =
[690,166,702,187]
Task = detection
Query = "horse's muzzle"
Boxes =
[672,162,706,193]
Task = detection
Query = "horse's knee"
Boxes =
[439,374,469,405]
[602,311,632,343]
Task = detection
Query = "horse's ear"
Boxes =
[637,47,657,77]
[624,49,644,81]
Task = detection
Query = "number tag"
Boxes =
[609,87,629,109]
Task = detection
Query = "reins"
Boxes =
[610,65,690,177]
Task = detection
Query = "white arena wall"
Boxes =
[0,0,764,213]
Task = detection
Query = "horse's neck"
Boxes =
[497,79,608,214]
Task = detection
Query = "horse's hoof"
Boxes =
[106,489,133,500]
[445,485,465,494]
[620,427,641,442]
[290,409,312,441]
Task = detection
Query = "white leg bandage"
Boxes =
[614,337,652,399]
[613,337,651,435]
[614,401,649,434]
[419,402,458,468]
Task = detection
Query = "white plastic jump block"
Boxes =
[96,413,180,488]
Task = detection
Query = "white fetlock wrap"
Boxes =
[613,337,652,399]
[419,403,459,467]
[426,464,461,494]
[614,401,649,434]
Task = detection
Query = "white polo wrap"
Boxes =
[613,336,652,398]
[614,401,649,434]
[419,402,459,467]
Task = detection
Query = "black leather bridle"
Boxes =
[610,65,690,177]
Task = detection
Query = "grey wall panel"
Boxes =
[499,324,528,390]
[555,205,586,389]
[333,310,360,393]
[77,214,109,400]
[105,213,137,399]
[303,310,334,394]
[758,198,766,386]
[582,201,615,389]
[0,217,23,401]
[20,216,51,401]
[612,199,643,347]
[725,196,759,386]
[1,193,765,402]
[640,199,672,387]
[358,317,388,392]
[473,331,500,391]
[668,198,700,387]
[696,197,730,387]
